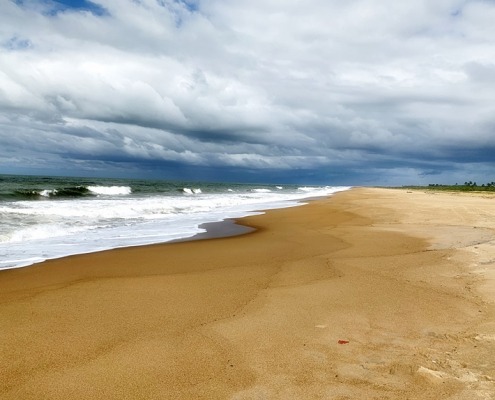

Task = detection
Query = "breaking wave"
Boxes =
[7,185,132,200]
[182,188,202,195]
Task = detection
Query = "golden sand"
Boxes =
[0,188,494,399]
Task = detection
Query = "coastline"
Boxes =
[0,182,348,271]
[0,187,494,399]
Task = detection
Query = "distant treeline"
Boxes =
[403,181,495,192]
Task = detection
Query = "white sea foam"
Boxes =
[8,223,92,243]
[297,186,315,192]
[87,185,132,195]
[39,189,57,197]
[182,188,202,195]
[252,188,272,193]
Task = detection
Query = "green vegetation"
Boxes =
[402,181,495,192]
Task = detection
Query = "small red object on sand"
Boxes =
[338,340,349,344]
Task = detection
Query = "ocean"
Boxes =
[0,174,350,270]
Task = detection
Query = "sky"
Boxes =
[1,0,494,185]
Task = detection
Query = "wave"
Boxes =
[13,186,90,199]
[297,186,317,192]
[252,188,272,193]
[87,186,132,196]
[7,185,132,200]
[39,189,57,197]
[182,187,202,195]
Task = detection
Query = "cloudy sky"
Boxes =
[1,0,494,185]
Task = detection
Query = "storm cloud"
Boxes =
[1,0,494,184]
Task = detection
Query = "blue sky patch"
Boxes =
[176,0,198,13]
[41,0,108,16]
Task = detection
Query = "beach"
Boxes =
[0,187,494,399]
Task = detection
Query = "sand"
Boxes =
[0,187,494,399]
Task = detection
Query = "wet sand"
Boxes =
[0,187,494,399]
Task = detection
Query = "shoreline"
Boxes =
[0,193,329,272]
[172,195,329,243]
[1,188,494,399]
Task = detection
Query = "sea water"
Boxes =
[0,175,350,270]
